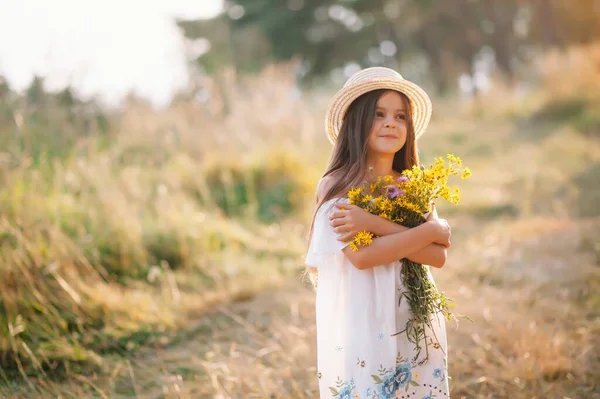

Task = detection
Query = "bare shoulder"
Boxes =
[316,175,339,202]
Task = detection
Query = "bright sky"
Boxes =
[0,0,223,107]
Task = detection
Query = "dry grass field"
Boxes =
[1,46,599,398]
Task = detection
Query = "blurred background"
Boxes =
[0,1,599,398]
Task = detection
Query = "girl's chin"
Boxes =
[371,146,404,155]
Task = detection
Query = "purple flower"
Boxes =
[387,186,404,199]
[396,175,409,183]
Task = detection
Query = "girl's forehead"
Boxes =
[376,91,406,106]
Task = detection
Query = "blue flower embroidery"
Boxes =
[378,371,397,399]
[329,377,356,398]
[433,368,443,379]
[422,394,433,399]
[378,333,385,339]
[395,362,412,388]
[337,384,353,399]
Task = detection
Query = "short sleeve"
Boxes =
[305,199,350,268]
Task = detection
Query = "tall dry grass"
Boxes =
[0,64,322,385]
[1,46,599,398]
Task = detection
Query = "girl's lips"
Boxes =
[380,135,397,139]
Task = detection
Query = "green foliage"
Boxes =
[0,141,310,380]
[143,230,186,270]
[573,109,600,138]
[533,97,588,123]
[572,163,600,217]
[201,153,312,223]
[178,1,600,90]
[0,75,111,163]
[532,95,600,138]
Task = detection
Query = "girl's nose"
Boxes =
[384,119,397,128]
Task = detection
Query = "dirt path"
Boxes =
[29,216,599,399]
[111,278,320,399]
[114,217,599,399]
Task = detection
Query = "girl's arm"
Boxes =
[330,204,448,268]
[315,178,448,269]
[343,220,447,270]
[367,214,447,268]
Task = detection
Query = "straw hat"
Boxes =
[325,67,432,144]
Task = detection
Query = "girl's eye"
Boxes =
[376,112,384,117]
[396,114,406,120]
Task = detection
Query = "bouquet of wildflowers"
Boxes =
[347,154,471,364]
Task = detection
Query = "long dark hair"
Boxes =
[305,89,420,287]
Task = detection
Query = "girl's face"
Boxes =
[366,90,408,156]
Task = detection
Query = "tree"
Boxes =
[177,0,600,92]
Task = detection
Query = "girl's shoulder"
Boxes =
[316,174,348,203]
[316,175,335,200]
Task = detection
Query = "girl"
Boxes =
[306,67,452,399]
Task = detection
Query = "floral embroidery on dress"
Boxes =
[369,366,396,399]
[365,355,421,399]
[329,376,356,398]
[420,383,449,398]
[432,366,448,383]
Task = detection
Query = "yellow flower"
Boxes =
[355,231,374,246]
[393,216,405,223]
[372,196,382,208]
[348,187,362,203]
[440,186,451,200]
[349,242,359,252]
[346,154,469,247]
[448,187,461,204]
[447,153,462,166]
[378,198,393,213]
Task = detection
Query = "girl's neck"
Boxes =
[365,155,395,180]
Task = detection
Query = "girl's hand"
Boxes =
[426,203,451,248]
[329,203,375,242]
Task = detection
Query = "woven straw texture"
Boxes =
[325,67,432,144]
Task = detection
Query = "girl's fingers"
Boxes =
[338,232,354,242]
[334,225,351,233]
[331,220,352,230]
[330,218,345,228]
[329,211,346,220]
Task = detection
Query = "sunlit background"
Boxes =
[1,1,599,398]
[0,0,223,106]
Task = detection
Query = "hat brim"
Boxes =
[325,78,432,144]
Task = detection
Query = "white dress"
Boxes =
[306,198,450,399]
